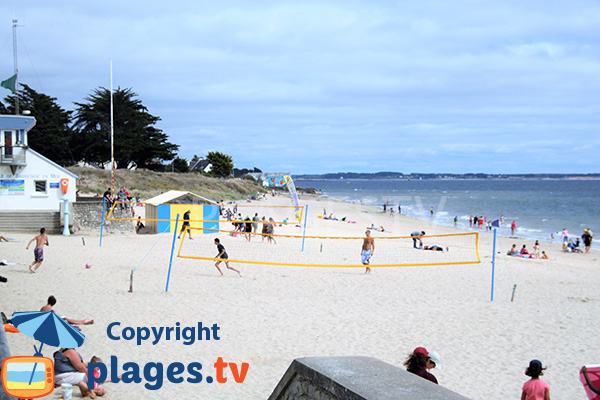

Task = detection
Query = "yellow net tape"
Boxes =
[177,228,480,268]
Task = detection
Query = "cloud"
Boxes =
[1,0,599,173]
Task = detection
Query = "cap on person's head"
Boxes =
[413,347,428,356]
[529,359,542,369]
[428,351,442,370]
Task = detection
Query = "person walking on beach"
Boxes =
[521,359,551,400]
[178,210,192,239]
[511,221,517,237]
[213,238,242,277]
[361,230,375,274]
[582,229,593,253]
[26,228,49,273]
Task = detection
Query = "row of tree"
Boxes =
[0,84,238,177]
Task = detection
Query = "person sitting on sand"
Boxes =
[0,232,8,242]
[41,295,94,326]
[404,347,438,384]
[569,239,583,253]
[54,348,106,399]
[508,244,519,256]
[520,245,529,255]
[135,217,145,234]
[540,251,549,260]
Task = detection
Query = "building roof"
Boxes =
[145,190,217,206]
[28,149,78,179]
[0,115,36,131]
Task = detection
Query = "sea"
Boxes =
[296,179,598,243]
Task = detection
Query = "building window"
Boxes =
[35,180,47,193]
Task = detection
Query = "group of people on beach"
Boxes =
[507,241,549,259]
[404,347,600,399]
[555,228,594,253]
[3,296,107,398]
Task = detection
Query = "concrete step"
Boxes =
[0,211,62,234]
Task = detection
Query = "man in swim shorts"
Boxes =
[214,238,242,277]
[361,230,375,274]
[26,227,49,273]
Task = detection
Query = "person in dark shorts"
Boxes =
[214,238,242,277]
[178,210,192,239]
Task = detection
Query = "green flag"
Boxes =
[1,74,17,93]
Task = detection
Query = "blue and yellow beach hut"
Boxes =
[144,190,219,234]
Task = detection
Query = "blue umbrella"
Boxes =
[11,311,86,356]
[11,311,86,387]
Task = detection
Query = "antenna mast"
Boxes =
[110,59,115,193]
[12,19,19,114]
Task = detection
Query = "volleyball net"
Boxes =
[104,201,305,236]
[177,229,480,268]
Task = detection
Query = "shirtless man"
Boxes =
[41,295,94,325]
[361,230,375,274]
[26,227,49,273]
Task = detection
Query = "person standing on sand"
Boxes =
[521,359,551,400]
[252,213,259,235]
[361,230,375,274]
[582,229,593,253]
[178,210,192,239]
[26,228,49,273]
[213,238,242,277]
[511,221,517,237]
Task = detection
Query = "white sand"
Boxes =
[1,195,598,399]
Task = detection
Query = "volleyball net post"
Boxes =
[100,197,106,247]
[301,204,309,252]
[491,227,497,301]
[165,214,180,293]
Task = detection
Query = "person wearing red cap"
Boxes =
[404,347,438,384]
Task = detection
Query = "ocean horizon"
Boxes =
[298,178,598,244]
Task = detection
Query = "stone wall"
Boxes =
[269,356,471,400]
[70,198,135,234]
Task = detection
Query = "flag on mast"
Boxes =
[1,74,17,92]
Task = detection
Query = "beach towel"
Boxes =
[580,365,600,399]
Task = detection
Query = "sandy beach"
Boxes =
[1,194,598,399]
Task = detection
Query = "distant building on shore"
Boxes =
[0,115,77,211]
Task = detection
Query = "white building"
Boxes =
[0,115,77,211]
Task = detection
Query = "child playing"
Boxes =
[521,359,551,400]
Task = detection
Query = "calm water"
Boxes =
[297,179,599,243]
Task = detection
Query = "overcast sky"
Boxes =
[1,1,599,174]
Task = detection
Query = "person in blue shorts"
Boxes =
[361,230,375,274]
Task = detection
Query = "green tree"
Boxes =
[206,151,233,178]
[71,87,178,169]
[1,84,75,166]
[172,156,189,173]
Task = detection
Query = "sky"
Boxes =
[1,1,599,174]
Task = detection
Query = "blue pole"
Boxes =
[165,214,180,292]
[491,227,497,301]
[99,197,106,247]
[301,204,308,251]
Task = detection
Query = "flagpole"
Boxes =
[110,59,114,193]
[12,19,19,114]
